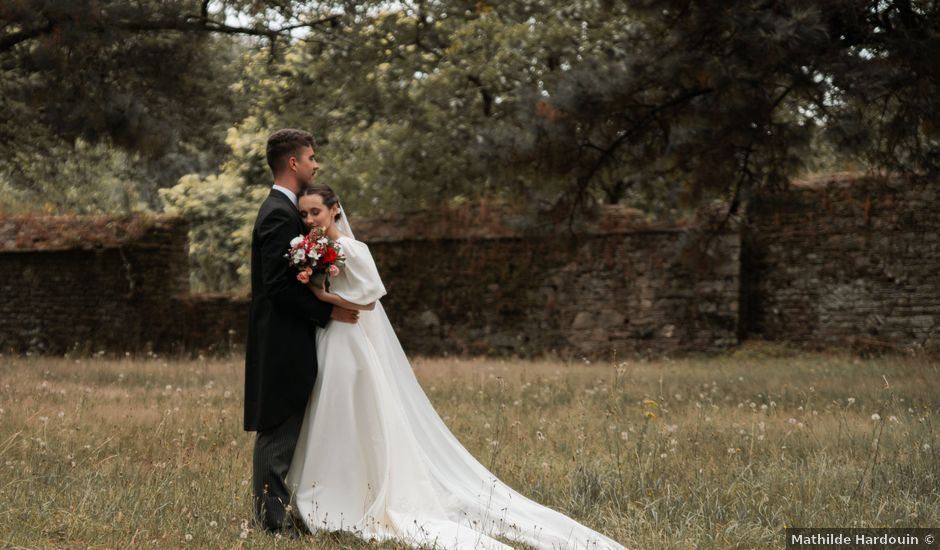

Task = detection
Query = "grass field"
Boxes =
[0,345,937,549]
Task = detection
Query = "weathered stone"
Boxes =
[4,173,934,358]
[418,310,441,329]
[571,312,594,330]
[743,176,940,353]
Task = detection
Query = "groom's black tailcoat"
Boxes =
[244,189,333,433]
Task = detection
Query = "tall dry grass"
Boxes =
[0,345,937,549]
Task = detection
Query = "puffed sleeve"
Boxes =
[333,237,387,305]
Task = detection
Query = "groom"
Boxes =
[244,128,359,535]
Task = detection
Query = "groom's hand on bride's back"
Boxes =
[331,306,360,324]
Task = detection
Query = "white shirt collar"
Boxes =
[271,184,298,209]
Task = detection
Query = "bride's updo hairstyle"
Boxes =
[300,184,342,222]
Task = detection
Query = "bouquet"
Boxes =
[285,226,345,288]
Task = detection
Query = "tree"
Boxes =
[6,1,936,289]
[514,0,940,223]
[0,0,337,210]
[160,171,266,292]
[205,0,939,225]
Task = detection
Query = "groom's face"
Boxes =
[292,145,320,189]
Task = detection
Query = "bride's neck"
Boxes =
[326,224,342,240]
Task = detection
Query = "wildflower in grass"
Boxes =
[871,413,881,421]
[642,398,658,418]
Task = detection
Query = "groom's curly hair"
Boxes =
[266,129,316,176]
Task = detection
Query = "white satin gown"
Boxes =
[286,235,627,550]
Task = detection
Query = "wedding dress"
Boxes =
[286,211,626,550]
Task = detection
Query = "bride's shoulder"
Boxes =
[336,235,360,245]
[336,235,369,254]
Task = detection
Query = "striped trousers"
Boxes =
[251,410,305,531]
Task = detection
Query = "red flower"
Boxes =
[322,247,338,264]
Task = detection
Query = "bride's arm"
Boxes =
[308,284,376,311]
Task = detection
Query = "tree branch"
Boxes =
[123,14,341,39]
[566,86,716,225]
[467,74,493,117]
[0,22,54,54]
[0,12,341,54]
[590,88,714,184]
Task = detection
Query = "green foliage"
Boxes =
[0,140,150,214]
[4,1,939,288]
[210,0,939,223]
[0,1,284,210]
[160,172,266,292]
[220,4,581,217]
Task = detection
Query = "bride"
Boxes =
[287,184,627,550]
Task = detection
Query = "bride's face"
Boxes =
[299,193,338,231]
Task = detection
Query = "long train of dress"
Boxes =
[286,236,627,550]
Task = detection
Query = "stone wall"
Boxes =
[3,174,937,357]
[0,216,252,355]
[0,216,191,353]
[742,175,940,353]
[0,212,740,357]
[370,230,740,357]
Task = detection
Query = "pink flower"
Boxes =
[297,271,310,284]
[329,265,340,277]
